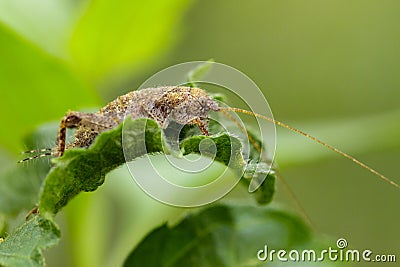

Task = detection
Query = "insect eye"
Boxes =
[65,115,81,124]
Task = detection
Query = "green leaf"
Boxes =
[70,0,192,82]
[179,120,276,205]
[0,22,98,153]
[38,118,131,216]
[123,203,314,267]
[247,172,276,205]
[38,118,255,216]
[181,134,242,170]
[241,129,276,204]
[0,215,60,267]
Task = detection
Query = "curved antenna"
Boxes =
[220,106,400,189]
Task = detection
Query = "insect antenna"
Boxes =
[219,108,314,227]
[220,107,400,189]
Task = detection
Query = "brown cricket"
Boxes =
[19,86,400,190]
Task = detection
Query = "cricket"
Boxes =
[19,86,400,190]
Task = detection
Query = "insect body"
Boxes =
[19,86,400,190]
[21,86,219,160]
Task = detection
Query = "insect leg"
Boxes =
[56,112,83,157]
[188,118,210,136]
[25,206,38,220]
[56,111,119,157]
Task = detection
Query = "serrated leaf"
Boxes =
[248,172,276,205]
[241,128,276,204]
[181,134,243,169]
[38,118,259,216]
[179,119,276,205]
[0,215,60,267]
[123,203,314,267]
[38,119,129,216]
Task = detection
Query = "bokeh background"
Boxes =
[0,0,399,266]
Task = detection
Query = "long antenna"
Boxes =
[220,106,400,189]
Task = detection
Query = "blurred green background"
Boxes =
[0,0,399,266]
